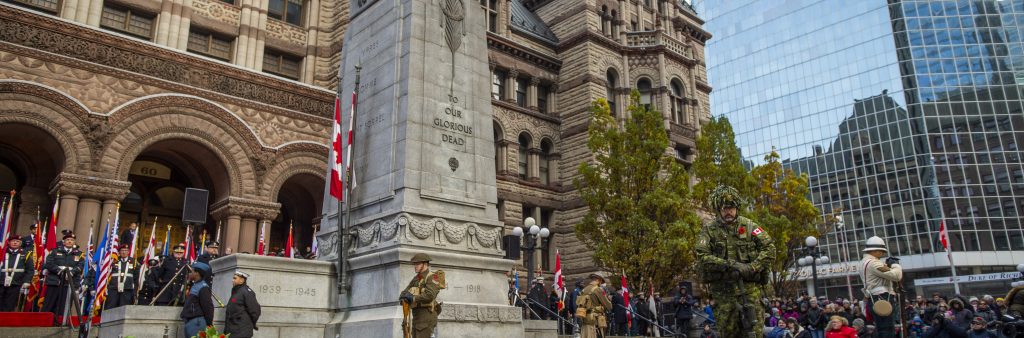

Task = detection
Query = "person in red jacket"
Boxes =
[825,315,858,338]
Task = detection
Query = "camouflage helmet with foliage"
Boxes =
[708,185,743,211]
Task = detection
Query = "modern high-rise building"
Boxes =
[699,0,1024,298]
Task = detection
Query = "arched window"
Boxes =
[637,78,653,110]
[606,69,618,116]
[540,139,553,185]
[670,79,686,124]
[518,133,531,180]
[493,121,505,175]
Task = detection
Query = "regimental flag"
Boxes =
[258,220,266,255]
[284,223,294,258]
[79,225,94,313]
[36,205,58,309]
[554,250,564,311]
[184,226,196,263]
[0,191,16,258]
[92,219,114,313]
[199,230,207,255]
[138,222,157,291]
[939,220,949,250]
[621,272,632,327]
[23,218,46,311]
[161,225,172,257]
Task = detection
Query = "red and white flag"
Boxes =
[329,90,357,201]
[284,224,294,258]
[939,220,948,250]
[554,250,564,311]
[137,223,157,292]
[621,272,632,327]
[256,221,266,256]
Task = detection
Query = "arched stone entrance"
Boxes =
[0,122,65,233]
[272,173,324,257]
[120,138,234,250]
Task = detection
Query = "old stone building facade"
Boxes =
[0,0,708,278]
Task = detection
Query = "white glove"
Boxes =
[20,283,29,294]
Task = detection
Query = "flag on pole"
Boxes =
[184,225,196,263]
[648,281,660,337]
[161,224,172,257]
[513,268,520,293]
[138,222,157,290]
[79,225,94,312]
[199,230,207,255]
[310,226,318,258]
[329,97,345,200]
[284,223,294,258]
[36,205,58,309]
[939,220,948,250]
[92,219,114,313]
[0,191,16,253]
[621,272,632,327]
[554,250,564,311]
[256,221,266,256]
[23,218,46,311]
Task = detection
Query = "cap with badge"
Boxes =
[62,229,76,240]
[173,244,186,253]
[206,241,219,248]
[234,270,250,279]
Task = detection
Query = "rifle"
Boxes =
[737,277,754,331]
[401,299,412,338]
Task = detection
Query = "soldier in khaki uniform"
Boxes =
[575,273,612,338]
[858,236,902,338]
[400,253,445,338]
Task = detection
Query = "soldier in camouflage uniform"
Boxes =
[696,185,775,338]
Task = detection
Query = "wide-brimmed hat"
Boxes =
[863,236,887,253]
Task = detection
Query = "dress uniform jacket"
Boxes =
[0,247,35,311]
[155,257,188,304]
[105,257,137,308]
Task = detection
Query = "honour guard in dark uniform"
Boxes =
[105,245,137,308]
[224,270,262,338]
[196,241,219,284]
[155,244,188,306]
[42,230,83,317]
[1,235,35,311]
[400,253,446,338]
[137,257,161,305]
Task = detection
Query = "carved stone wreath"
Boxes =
[347,212,502,253]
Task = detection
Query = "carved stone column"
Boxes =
[548,153,561,187]
[50,173,131,243]
[527,148,541,182]
[16,186,48,232]
[56,194,79,233]
[211,197,280,255]
[496,140,509,175]
[527,77,539,109]
[505,69,518,103]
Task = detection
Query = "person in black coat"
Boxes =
[42,231,83,318]
[527,277,548,320]
[137,257,161,306]
[636,295,655,336]
[119,223,138,253]
[20,224,37,249]
[196,241,219,284]
[180,262,214,338]
[105,245,137,308]
[1,235,35,311]
[155,244,188,305]
[923,312,968,338]
[224,270,261,338]
[675,284,696,334]
[612,288,628,335]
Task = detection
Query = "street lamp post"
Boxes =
[513,217,550,293]
[798,236,830,298]
[835,215,855,301]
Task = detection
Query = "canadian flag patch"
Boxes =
[752,227,765,237]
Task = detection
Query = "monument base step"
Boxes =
[0,327,99,338]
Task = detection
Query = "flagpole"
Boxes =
[942,222,960,295]
[337,64,361,293]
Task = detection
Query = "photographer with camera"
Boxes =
[858,236,903,338]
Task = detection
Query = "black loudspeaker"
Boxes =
[182,188,209,224]
[503,235,521,260]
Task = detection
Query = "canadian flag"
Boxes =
[329,91,357,201]
[554,250,564,311]
[256,221,266,256]
[939,221,948,250]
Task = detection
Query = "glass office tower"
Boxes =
[698,0,1024,297]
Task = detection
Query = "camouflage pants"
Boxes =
[710,286,763,338]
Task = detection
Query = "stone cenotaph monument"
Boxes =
[318,0,522,336]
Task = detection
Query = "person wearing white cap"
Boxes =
[224,270,261,338]
[857,236,902,338]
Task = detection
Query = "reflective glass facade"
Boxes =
[698,0,1024,297]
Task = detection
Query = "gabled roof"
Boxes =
[509,0,559,45]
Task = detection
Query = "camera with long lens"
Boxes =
[996,314,1024,338]
[884,256,900,267]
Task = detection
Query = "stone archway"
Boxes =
[272,173,325,257]
[0,122,67,233]
[120,138,235,250]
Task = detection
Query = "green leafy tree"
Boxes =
[749,149,820,297]
[691,116,753,208]
[574,92,701,292]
